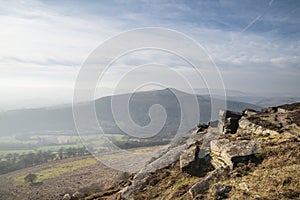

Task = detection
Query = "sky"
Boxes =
[0,0,300,110]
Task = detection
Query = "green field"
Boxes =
[0,133,128,156]
[0,135,36,144]
[0,132,169,157]
[0,149,34,155]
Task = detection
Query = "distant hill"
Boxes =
[254,97,300,108]
[0,88,261,136]
[194,88,300,107]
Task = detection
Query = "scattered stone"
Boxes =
[189,175,213,198]
[243,109,258,116]
[72,191,85,199]
[253,194,261,199]
[210,139,261,169]
[269,174,277,179]
[62,194,71,200]
[239,182,249,192]
[213,184,232,199]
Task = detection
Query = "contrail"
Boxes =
[240,0,275,33]
[228,0,275,45]
[240,14,263,33]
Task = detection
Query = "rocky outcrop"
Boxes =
[115,103,300,200]
[210,139,261,169]
[262,106,278,113]
[121,144,187,199]
[121,126,215,199]
[218,110,242,134]
[187,134,262,198]
[121,115,263,199]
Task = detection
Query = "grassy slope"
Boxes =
[14,157,98,186]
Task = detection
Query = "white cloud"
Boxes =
[0,0,299,110]
[0,0,124,110]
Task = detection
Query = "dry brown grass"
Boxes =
[133,162,201,200]
[203,138,300,200]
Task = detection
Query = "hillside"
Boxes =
[83,102,300,200]
[0,88,260,136]
[0,146,163,200]
[0,156,124,200]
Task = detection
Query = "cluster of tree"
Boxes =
[0,146,90,175]
[24,173,37,184]
[114,138,170,149]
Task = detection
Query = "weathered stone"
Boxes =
[261,107,278,113]
[253,194,262,199]
[219,109,242,119]
[180,145,213,177]
[180,145,198,172]
[218,110,242,134]
[140,144,186,174]
[243,109,258,116]
[197,123,209,132]
[238,118,253,129]
[278,107,288,114]
[189,168,224,198]
[238,118,280,136]
[72,191,85,199]
[210,139,261,169]
[62,194,71,200]
[213,184,232,199]
[186,130,206,147]
[225,117,240,133]
[239,182,249,192]
[208,120,219,128]
[189,174,214,197]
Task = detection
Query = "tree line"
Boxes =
[0,146,90,175]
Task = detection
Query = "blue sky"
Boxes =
[0,0,299,110]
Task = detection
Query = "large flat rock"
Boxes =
[210,139,261,169]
